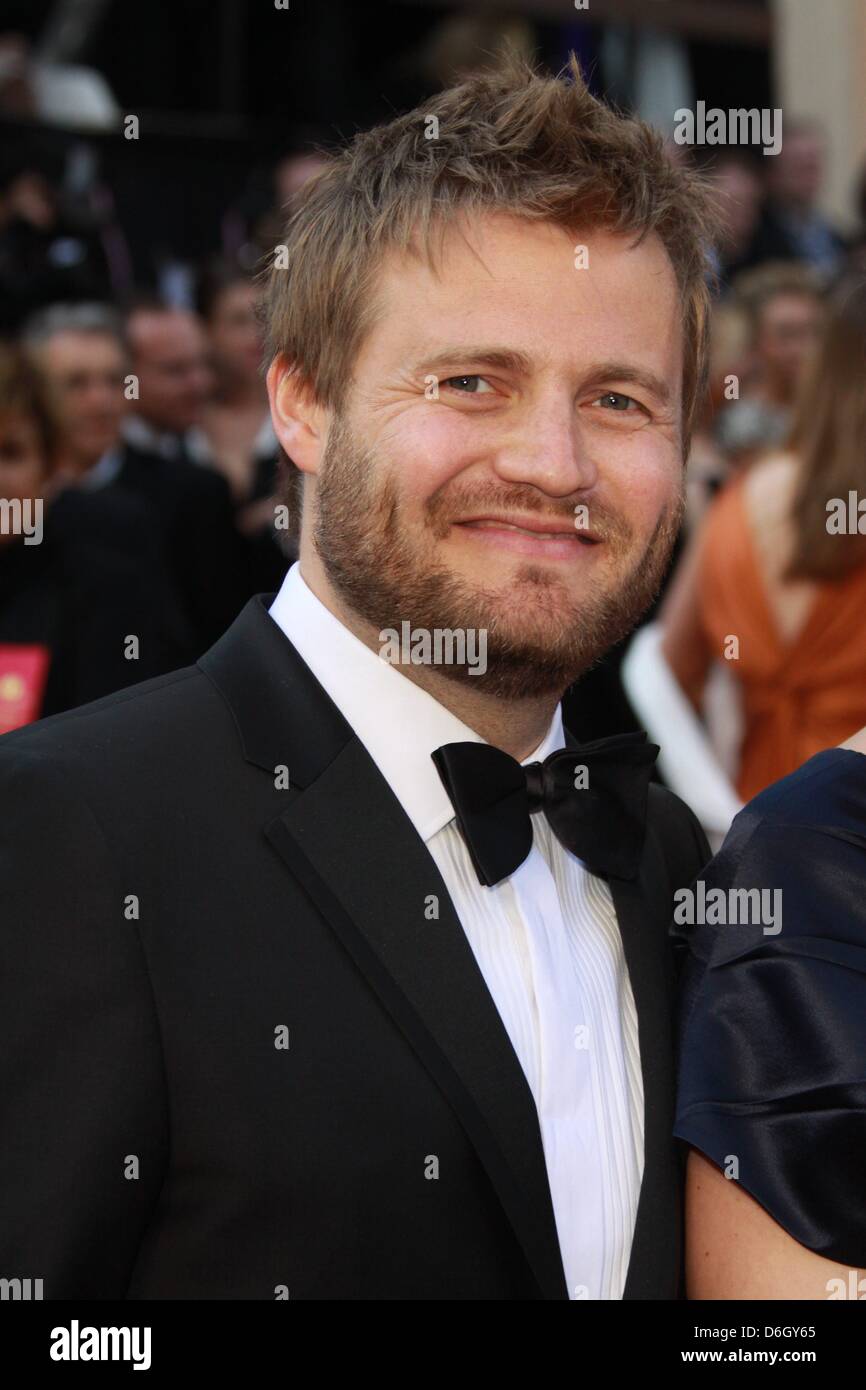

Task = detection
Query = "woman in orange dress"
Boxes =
[662,277,866,802]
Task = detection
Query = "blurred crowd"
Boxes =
[0,141,330,729]
[2,87,866,847]
[619,127,866,843]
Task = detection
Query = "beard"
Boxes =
[310,408,684,700]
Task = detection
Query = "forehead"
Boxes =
[132,313,205,356]
[361,213,683,378]
[44,331,123,371]
[760,291,820,324]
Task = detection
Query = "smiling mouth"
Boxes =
[454,517,601,546]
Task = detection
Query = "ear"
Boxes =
[266,354,327,477]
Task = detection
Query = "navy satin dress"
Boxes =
[673,747,866,1267]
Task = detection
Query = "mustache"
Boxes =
[424,482,637,545]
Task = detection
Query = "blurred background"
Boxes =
[2,0,866,843]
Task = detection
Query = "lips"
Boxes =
[455,516,600,544]
[450,515,602,560]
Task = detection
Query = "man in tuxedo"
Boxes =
[121,301,213,462]
[24,301,249,651]
[121,298,257,644]
[0,345,191,723]
[0,54,715,1299]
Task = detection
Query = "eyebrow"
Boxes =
[581,361,675,408]
[415,349,674,407]
[415,346,536,378]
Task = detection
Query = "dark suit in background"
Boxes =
[116,443,251,653]
[0,484,192,719]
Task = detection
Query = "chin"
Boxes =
[490,576,583,623]
[433,639,591,700]
[456,558,576,598]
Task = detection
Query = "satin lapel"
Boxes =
[563,726,680,1298]
[200,598,569,1301]
[265,739,569,1301]
[607,868,680,1298]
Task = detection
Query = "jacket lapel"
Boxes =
[608,869,681,1298]
[200,597,569,1300]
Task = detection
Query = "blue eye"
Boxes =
[596,392,638,411]
[443,375,493,394]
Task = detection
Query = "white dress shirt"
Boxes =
[269,562,645,1299]
[122,414,191,462]
[122,414,278,469]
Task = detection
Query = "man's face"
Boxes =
[756,291,822,395]
[306,214,686,698]
[769,132,824,207]
[713,162,761,252]
[128,310,213,433]
[207,283,264,386]
[40,331,126,468]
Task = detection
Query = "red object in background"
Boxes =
[0,645,51,734]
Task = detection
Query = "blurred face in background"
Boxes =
[755,290,823,400]
[127,309,213,433]
[205,281,264,390]
[712,160,762,259]
[767,130,825,209]
[0,410,50,547]
[38,330,126,470]
[705,301,750,416]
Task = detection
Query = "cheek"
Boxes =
[0,463,43,498]
[603,441,683,525]
[377,407,489,504]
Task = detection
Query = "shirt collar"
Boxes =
[182,419,277,467]
[268,561,565,843]
[80,446,123,490]
[122,414,185,460]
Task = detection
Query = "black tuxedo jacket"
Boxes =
[0,595,709,1300]
[0,484,192,716]
[115,445,250,653]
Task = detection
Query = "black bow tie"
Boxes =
[431,731,659,887]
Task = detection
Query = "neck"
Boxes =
[133,414,171,437]
[297,548,559,762]
[393,660,558,762]
[73,448,106,477]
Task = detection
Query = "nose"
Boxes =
[195,362,215,396]
[491,394,597,497]
[87,382,117,413]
